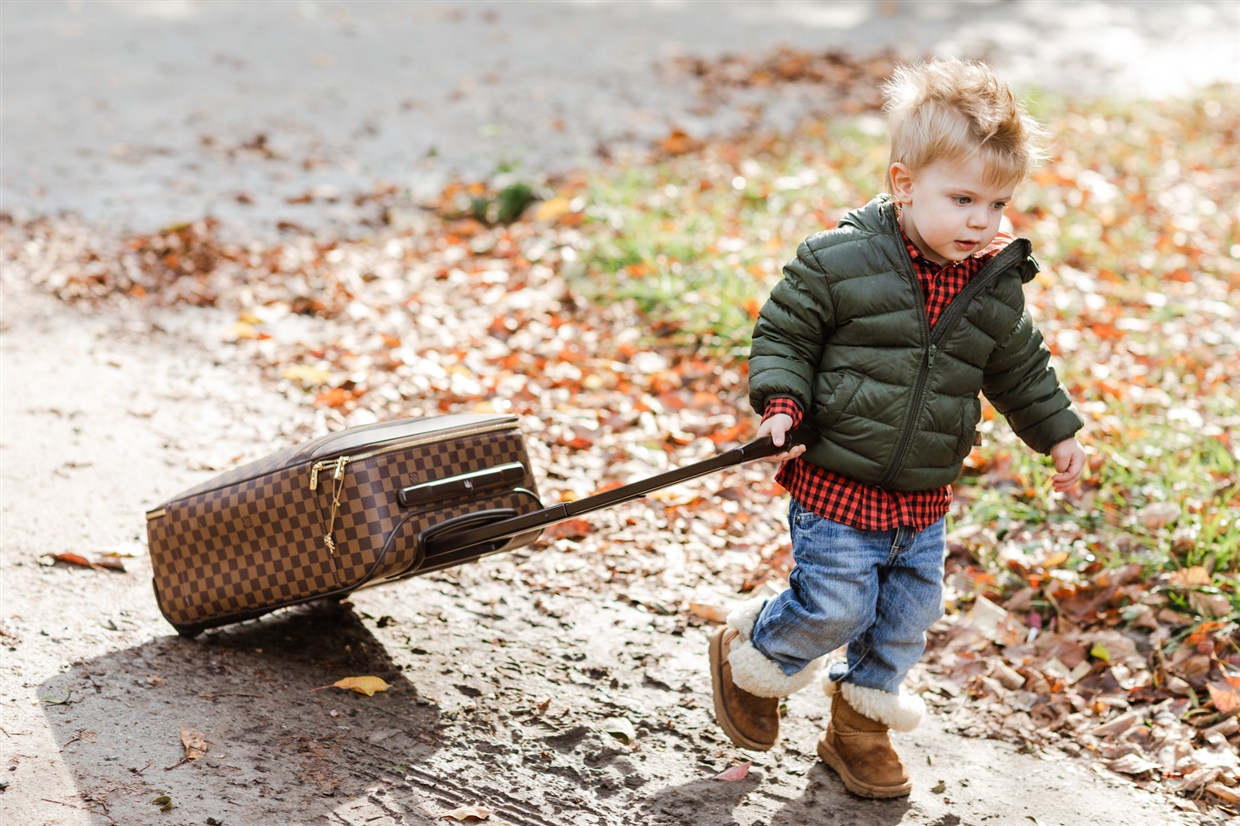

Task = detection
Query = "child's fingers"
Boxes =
[1051,462,1083,491]
[768,444,806,463]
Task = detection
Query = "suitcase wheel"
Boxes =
[173,622,207,639]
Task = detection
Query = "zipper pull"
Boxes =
[309,456,350,491]
[927,343,937,368]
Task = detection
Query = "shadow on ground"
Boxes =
[40,602,443,825]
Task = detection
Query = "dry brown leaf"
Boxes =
[1207,683,1240,715]
[436,804,495,821]
[1169,566,1212,587]
[1106,753,1161,775]
[180,726,208,759]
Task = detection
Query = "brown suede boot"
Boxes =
[817,687,913,798]
[709,626,779,751]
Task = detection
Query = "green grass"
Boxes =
[570,87,1240,607]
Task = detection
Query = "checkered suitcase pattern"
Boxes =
[147,414,541,636]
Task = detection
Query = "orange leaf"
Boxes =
[543,519,592,542]
[1207,683,1240,715]
[743,297,762,320]
[312,676,390,697]
[50,553,94,569]
[1187,620,1228,646]
[1042,551,1070,569]
[315,388,350,408]
[1169,566,1211,587]
[659,128,703,156]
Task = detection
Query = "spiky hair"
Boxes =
[882,56,1045,191]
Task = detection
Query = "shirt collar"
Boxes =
[898,225,1014,270]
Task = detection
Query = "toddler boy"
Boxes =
[710,57,1086,798]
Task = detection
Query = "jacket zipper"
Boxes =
[878,239,1028,487]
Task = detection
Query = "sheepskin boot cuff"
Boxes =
[723,599,822,699]
[824,679,925,733]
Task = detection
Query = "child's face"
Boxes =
[890,155,1015,266]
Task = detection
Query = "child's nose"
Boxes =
[967,208,989,229]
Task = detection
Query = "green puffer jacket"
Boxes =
[749,195,1083,492]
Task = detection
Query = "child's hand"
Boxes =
[1048,438,1086,492]
[757,414,806,463]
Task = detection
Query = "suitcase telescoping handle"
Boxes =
[424,425,817,558]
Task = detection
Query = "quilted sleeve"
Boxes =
[748,239,834,415]
[982,309,1084,454]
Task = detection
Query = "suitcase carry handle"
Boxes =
[399,463,527,509]
[417,507,518,558]
[425,426,817,558]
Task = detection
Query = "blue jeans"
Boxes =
[749,500,946,695]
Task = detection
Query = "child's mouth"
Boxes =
[954,240,977,252]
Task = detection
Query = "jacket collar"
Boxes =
[840,194,1038,284]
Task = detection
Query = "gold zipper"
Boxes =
[307,417,517,490]
[309,455,349,491]
[308,417,519,555]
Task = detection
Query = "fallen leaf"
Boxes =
[41,687,72,705]
[1106,753,1161,775]
[228,321,258,340]
[659,128,703,156]
[1089,643,1112,664]
[282,364,332,387]
[715,761,752,781]
[315,387,350,408]
[543,518,592,541]
[40,552,125,572]
[930,779,947,793]
[688,602,729,623]
[1189,591,1233,618]
[1170,566,1212,587]
[436,804,495,821]
[533,196,572,223]
[46,553,93,568]
[1136,501,1178,529]
[180,726,208,759]
[1207,683,1240,715]
[313,676,390,697]
[599,717,637,744]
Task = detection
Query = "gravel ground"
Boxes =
[3,2,1238,825]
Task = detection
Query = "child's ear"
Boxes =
[889,163,914,204]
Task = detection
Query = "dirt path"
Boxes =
[3,2,1238,825]
[0,283,1194,826]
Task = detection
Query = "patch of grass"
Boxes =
[573,86,1240,597]
[576,121,888,354]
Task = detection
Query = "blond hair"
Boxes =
[882,57,1045,192]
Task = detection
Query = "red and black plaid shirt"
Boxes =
[764,227,1014,531]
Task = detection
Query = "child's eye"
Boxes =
[991,202,1007,211]
[954,196,971,205]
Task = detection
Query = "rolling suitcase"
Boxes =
[147,411,812,637]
